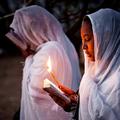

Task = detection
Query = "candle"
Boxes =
[47,56,60,85]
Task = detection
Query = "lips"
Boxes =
[85,51,91,57]
[87,54,91,57]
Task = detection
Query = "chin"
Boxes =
[88,57,95,62]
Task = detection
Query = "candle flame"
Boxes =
[47,56,51,72]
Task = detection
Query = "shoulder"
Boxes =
[41,41,63,50]
[35,41,64,56]
[32,41,67,64]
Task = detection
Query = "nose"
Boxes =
[82,42,88,50]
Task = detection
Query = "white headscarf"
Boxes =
[79,8,120,120]
[6,5,81,91]
[6,5,81,120]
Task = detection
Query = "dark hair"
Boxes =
[83,16,91,23]
[82,16,93,31]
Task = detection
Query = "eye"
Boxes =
[84,35,90,42]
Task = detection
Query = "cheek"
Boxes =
[92,41,94,55]
[91,45,94,59]
[88,42,94,55]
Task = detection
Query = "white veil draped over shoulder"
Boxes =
[79,8,120,120]
[7,5,81,91]
[6,5,81,120]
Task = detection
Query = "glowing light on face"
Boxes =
[81,19,95,61]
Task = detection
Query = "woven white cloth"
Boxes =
[79,8,120,120]
[7,5,81,120]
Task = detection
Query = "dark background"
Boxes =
[0,0,120,119]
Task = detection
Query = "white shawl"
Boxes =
[7,5,81,120]
[79,8,120,120]
[8,5,81,91]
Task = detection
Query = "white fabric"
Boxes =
[8,5,81,120]
[10,5,81,91]
[21,41,73,120]
[79,8,120,120]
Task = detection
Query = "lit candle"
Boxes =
[47,56,60,85]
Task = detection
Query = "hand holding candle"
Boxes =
[46,56,75,95]
[45,56,78,111]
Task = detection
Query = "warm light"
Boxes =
[47,56,51,72]
[46,56,60,85]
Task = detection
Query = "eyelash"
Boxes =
[84,35,90,41]
[85,38,90,42]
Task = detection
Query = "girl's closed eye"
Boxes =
[84,35,91,42]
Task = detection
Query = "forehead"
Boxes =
[81,20,93,37]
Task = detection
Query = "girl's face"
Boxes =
[81,20,95,62]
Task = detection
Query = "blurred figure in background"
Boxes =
[6,5,81,120]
